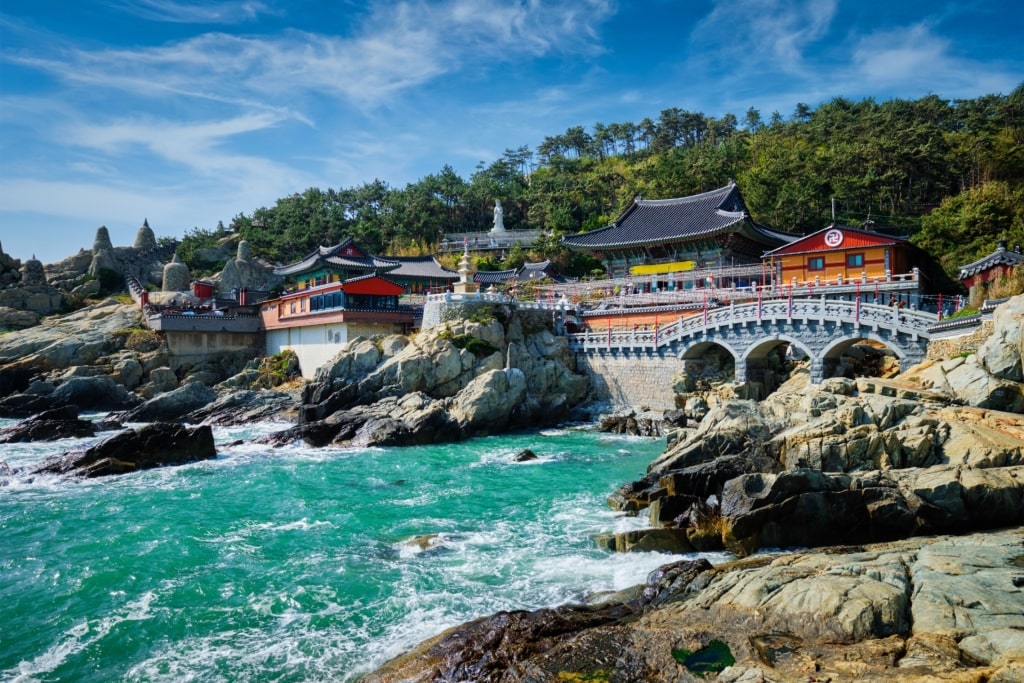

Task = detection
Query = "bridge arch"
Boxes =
[678,340,741,387]
[820,335,905,381]
[741,334,814,390]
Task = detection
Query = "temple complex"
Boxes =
[561,182,796,280]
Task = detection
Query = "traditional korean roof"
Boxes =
[473,261,557,285]
[272,238,400,276]
[474,269,518,285]
[519,260,554,281]
[958,241,1024,280]
[387,255,458,280]
[763,223,907,257]
[561,183,794,251]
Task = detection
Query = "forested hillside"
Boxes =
[179,85,1024,282]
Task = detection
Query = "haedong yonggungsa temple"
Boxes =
[556,182,946,331]
[561,182,796,283]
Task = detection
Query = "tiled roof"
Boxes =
[473,261,556,285]
[561,183,793,250]
[323,254,400,271]
[474,269,518,284]
[519,260,553,281]
[273,238,400,276]
[388,256,458,280]
[958,242,1024,279]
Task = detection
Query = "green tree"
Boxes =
[912,181,1024,278]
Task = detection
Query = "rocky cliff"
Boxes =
[359,297,1024,682]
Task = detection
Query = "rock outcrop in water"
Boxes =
[30,422,216,478]
[259,306,589,447]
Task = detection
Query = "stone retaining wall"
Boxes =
[925,320,994,361]
[574,349,678,412]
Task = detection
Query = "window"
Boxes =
[808,257,825,271]
[846,253,864,268]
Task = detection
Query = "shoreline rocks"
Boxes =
[30,422,216,478]
[361,527,1024,682]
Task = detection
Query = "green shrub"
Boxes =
[440,329,499,357]
[254,350,301,388]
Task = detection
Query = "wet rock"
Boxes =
[363,529,1024,683]
[0,406,96,442]
[512,448,538,462]
[32,422,216,478]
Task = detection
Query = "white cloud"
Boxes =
[692,0,838,74]
[108,0,276,24]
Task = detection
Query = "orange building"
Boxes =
[763,224,918,286]
[260,274,414,377]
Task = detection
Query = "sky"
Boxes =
[1,1,1022,265]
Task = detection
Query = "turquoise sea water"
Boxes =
[1,418,724,682]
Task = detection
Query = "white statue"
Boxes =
[492,199,505,233]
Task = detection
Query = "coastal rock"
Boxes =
[719,465,1024,556]
[0,305,40,330]
[126,381,216,422]
[111,357,144,390]
[362,528,1024,683]
[449,368,526,432]
[184,388,298,425]
[31,422,216,478]
[50,374,140,411]
[0,300,145,395]
[141,366,179,397]
[607,378,1024,556]
[647,401,772,473]
[979,295,1024,382]
[0,406,97,442]
[295,307,589,442]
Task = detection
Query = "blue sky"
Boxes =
[1,0,1021,264]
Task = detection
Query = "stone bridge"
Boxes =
[567,297,937,410]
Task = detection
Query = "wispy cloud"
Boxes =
[6,1,617,111]
[108,0,276,24]
[691,0,838,74]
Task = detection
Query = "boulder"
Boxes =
[979,295,1024,382]
[0,306,40,330]
[0,406,96,442]
[31,422,216,478]
[141,366,178,397]
[111,357,144,390]
[126,381,215,422]
[51,375,139,411]
[449,368,526,432]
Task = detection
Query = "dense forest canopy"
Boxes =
[179,85,1024,283]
